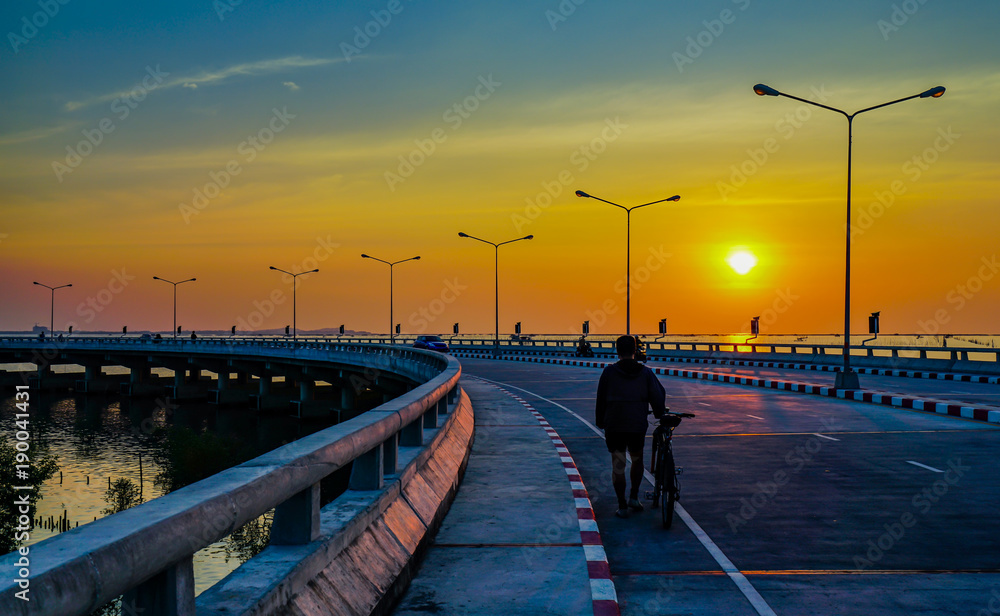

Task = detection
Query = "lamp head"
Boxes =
[524,235,534,240]
[361,254,370,259]
[33,281,41,286]
[920,86,946,98]
[152,276,161,280]
[458,232,469,238]
[668,195,681,201]
[308,269,319,274]
[414,256,421,260]
[753,83,780,97]
[575,190,591,198]
[269,266,277,270]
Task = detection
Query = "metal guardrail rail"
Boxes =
[0,339,460,616]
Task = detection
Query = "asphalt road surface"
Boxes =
[460,357,1000,616]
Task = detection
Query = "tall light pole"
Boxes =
[361,254,420,344]
[152,276,196,338]
[753,83,945,389]
[32,281,72,335]
[270,266,319,341]
[575,190,680,335]
[458,232,533,354]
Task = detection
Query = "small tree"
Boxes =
[0,439,59,554]
[102,478,144,516]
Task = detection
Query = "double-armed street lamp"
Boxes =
[752,83,945,389]
[575,190,681,336]
[269,266,319,341]
[32,281,72,336]
[361,254,421,344]
[458,232,533,354]
[152,276,196,338]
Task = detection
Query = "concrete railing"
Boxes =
[435,336,1000,376]
[0,340,466,616]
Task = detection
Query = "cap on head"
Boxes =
[615,335,636,357]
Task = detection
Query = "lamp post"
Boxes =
[269,267,319,341]
[152,276,196,338]
[458,232,533,354]
[575,190,680,335]
[753,83,945,389]
[361,254,420,344]
[32,281,72,336]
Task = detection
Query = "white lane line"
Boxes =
[813,433,840,442]
[698,402,712,406]
[747,414,764,420]
[471,375,779,616]
[907,461,945,473]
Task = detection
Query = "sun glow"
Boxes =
[726,249,758,275]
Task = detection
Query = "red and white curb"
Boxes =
[456,352,1000,426]
[490,382,620,616]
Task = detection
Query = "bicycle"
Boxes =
[647,409,695,529]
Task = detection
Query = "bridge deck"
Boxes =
[401,358,1000,616]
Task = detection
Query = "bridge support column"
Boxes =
[85,365,101,382]
[187,368,201,383]
[258,375,271,396]
[425,400,439,429]
[235,371,248,386]
[340,385,355,411]
[270,484,320,545]
[299,380,314,402]
[173,370,184,390]
[122,555,194,616]
[216,371,229,391]
[130,365,150,384]
[350,444,384,490]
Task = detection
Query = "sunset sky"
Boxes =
[2,0,998,336]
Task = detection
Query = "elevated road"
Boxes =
[402,357,1000,615]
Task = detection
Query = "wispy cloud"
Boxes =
[64,55,341,111]
[283,81,300,91]
[0,123,75,146]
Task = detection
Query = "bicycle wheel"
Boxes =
[660,444,676,529]
[650,432,661,507]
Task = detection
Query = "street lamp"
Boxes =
[32,281,72,336]
[269,266,319,341]
[575,190,680,335]
[152,277,196,338]
[458,232,533,354]
[361,254,420,343]
[753,83,945,389]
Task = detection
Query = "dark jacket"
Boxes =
[595,359,666,433]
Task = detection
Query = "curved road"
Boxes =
[461,357,1000,616]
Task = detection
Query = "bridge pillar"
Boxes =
[270,483,320,545]
[85,365,101,381]
[130,365,150,384]
[299,379,314,402]
[173,369,184,390]
[383,433,399,475]
[216,371,229,391]
[258,375,271,396]
[235,371,249,386]
[340,385,355,411]
[122,555,195,616]
[187,368,201,383]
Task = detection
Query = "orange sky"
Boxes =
[2,2,998,336]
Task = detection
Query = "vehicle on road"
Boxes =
[648,409,695,528]
[413,335,449,352]
[575,336,594,357]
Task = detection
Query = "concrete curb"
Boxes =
[455,352,1000,426]
[485,381,621,616]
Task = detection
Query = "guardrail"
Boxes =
[0,340,461,616]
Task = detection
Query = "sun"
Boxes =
[726,249,758,275]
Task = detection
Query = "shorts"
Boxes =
[604,431,645,455]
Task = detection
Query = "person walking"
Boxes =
[595,335,667,518]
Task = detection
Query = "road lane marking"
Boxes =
[698,402,712,406]
[813,433,840,441]
[471,374,779,616]
[747,414,764,420]
[906,461,945,473]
